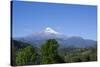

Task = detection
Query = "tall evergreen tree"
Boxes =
[40,39,65,64]
[16,45,37,66]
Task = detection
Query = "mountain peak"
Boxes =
[44,27,59,34]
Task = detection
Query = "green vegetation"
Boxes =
[11,39,97,66]
[60,46,97,63]
[16,45,37,65]
[40,39,65,64]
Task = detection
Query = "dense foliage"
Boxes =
[40,39,65,64]
[11,40,30,66]
[16,45,37,65]
[11,39,97,66]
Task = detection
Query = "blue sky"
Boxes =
[12,1,97,40]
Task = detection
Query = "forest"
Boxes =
[11,39,97,66]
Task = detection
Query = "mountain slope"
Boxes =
[14,27,96,48]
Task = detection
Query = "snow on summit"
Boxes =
[44,27,60,34]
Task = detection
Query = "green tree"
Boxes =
[40,39,65,64]
[16,45,37,66]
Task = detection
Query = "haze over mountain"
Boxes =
[14,27,96,48]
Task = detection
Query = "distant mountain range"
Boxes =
[14,27,96,48]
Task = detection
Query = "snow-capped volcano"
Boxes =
[14,27,96,48]
[44,27,60,34]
